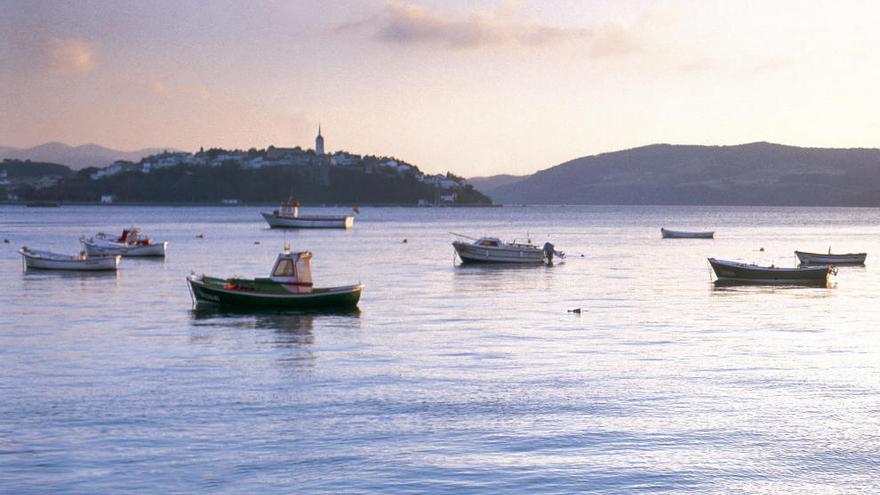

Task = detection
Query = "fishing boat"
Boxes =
[80,228,167,257]
[708,258,832,286]
[661,228,714,239]
[261,201,354,229]
[187,246,363,309]
[452,234,563,264]
[795,250,867,266]
[19,247,119,271]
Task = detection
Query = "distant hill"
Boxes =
[466,174,525,196]
[0,142,177,170]
[484,142,880,206]
[1,159,72,178]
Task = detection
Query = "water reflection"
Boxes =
[711,280,835,294]
[190,306,361,344]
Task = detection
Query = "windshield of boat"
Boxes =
[478,239,500,247]
[273,258,295,277]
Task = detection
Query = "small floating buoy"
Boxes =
[196,233,205,239]
[3,239,9,244]
[580,254,584,257]
[402,238,408,243]
[254,241,260,245]
[759,247,764,252]
[568,308,584,314]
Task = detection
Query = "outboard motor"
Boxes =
[543,242,555,263]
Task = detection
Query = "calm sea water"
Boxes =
[2,205,880,494]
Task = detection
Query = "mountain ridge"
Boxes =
[477,142,880,206]
[0,142,178,170]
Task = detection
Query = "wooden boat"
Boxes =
[795,250,866,266]
[81,228,167,257]
[452,235,562,264]
[187,247,363,309]
[661,228,714,239]
[261,201,353,229]
[19,247,119,271]
[708,258,832,286]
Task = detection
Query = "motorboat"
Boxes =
[452,234,563,264]
[261,200,353,229]
[187,246,363,309]
[708,258,832,286]
[795,250,866,266]
[81,228,167,257]
[661,228,714,239]
[19,247,119,271]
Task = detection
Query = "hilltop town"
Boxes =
[1,128,491,205]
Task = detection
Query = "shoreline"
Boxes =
[1,201,502,208]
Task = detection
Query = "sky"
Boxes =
[3,0,880,176]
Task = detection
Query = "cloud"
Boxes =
[339,1,601,51]
[47,37,96,72]
[753,57,792,74]
[150,80,169,95]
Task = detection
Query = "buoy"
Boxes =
[759,247,764,252]
[402,238,408,243]
[254,241,260,245]
[3,239,9,244]
[196,233,205,239]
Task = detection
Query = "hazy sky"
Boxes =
[3,0,880,176]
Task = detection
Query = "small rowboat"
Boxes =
[795,251,866,266]
[661,228,714,239]
[187,247,362,310]
[81,228,167,257]
[708,258,832,286]
[19,247,119,271]
[261,200,353,229]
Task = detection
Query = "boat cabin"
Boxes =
[270,249,313,290]
[275,200,301,218]
[474,237,502,247]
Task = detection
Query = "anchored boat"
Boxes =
[452,234,563,264]
[661,228,714,239]
[81,228,167,257]
[261,201,353,229]
[187,246,363,309]
[795,250,866,266]
[19,247,119,271]
[708,258,832,286]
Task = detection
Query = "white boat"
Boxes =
[661,228,714,239]
[795,250,867,266]
[261,201,353,229]
[19,247,119,271]
[452,235,562,264]
[81,228,167,257]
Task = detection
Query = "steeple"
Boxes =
[315,124,324,156]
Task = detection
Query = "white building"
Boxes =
[100,194,114,204]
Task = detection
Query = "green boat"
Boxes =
[187,248,363,310]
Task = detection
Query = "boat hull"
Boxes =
[452,241,546,264]
[261,212,353,229]
[20,250,119,271]
[188,276,363,309]
[708,258,828,286]
[82,239,167,257]
[795,251,866,266]
[662,228,714,239]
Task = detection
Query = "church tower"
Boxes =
[315,125,324,156]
